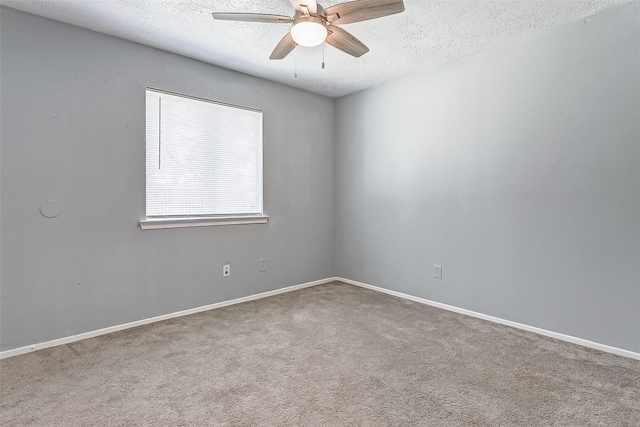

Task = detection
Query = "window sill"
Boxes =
[139,215,269,230]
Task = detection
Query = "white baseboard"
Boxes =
[3,276,638,361]
[338,277,640,361]
[0,277,333,360]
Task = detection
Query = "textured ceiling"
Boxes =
[0,0,629,97]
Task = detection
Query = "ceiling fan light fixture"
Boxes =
[291,16,327,47]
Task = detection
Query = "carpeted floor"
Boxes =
[1,282,639,426]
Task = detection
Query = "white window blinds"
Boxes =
[145,89,263,217]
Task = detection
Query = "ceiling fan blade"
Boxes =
[325,25,369,58]
[270,32,297,60]
[325,0,404,25]
[212,13,292,24]
[289,0,318,14]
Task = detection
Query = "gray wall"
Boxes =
[335,2,640,353]
[0,8,335,351]
[2,3,639,355]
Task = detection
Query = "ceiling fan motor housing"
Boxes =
[295,4,325,18]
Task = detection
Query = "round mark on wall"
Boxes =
[40,200,63,218]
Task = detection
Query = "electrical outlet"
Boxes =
[259,259,267,272]
[434,265,443,279]
[223,264,230,277]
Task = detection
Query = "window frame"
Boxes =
[139,88,268,230]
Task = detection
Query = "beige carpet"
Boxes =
[1,282,639,426]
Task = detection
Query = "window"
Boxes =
[140,88,267,230]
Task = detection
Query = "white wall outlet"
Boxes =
[434,265,443,279]
[259,259,267,272]
[223,264,230,277]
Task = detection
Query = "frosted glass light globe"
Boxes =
[291,19,327,47]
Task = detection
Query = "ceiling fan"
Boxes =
[212,0,405,60]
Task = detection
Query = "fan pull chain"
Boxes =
[322,43,325,69]
[294,50,298,78]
